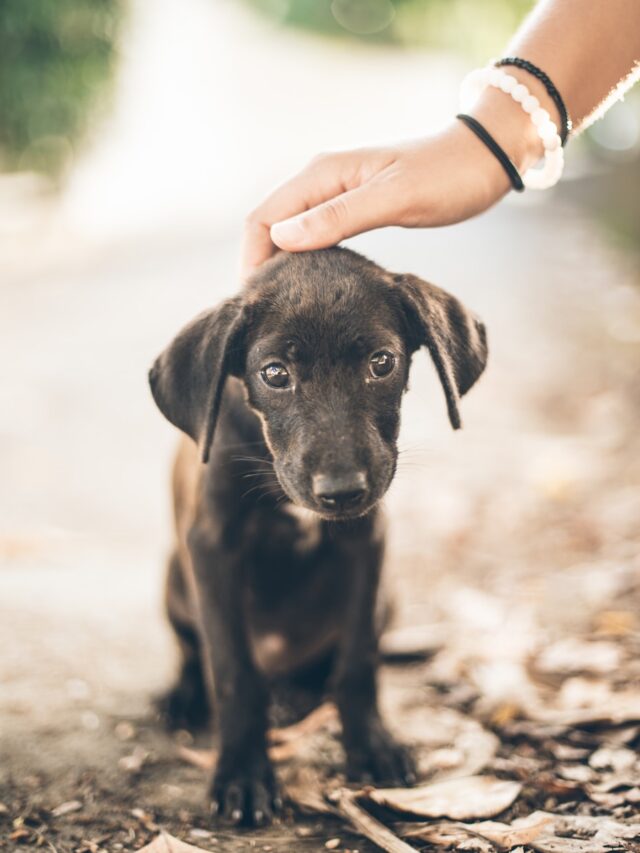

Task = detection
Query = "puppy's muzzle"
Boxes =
[312,471,368,513]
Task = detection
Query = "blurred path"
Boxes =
[61,0,464,241]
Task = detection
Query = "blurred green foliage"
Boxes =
[248,0,535,56]
[0,0,121,177]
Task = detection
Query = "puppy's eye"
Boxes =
[369,351,396,379]
[261,362,290,389]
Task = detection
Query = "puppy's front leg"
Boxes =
[188,524,278,826]
[332,521,416,786]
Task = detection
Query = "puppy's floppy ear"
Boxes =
[393,274,488,430]
[148,297,244,462]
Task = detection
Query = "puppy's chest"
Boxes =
[247,502,344,604]
[244,503,345,676]
[247,502,324,565]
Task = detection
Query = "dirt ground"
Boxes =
[1,185,640,852]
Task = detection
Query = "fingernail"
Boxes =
[270,217,307,247]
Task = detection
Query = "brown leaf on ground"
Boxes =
[118,744,149,774]
[589,746,637,772]
[594,610,636,637]
[178,703,339,771]
[395,705,499,782]
[51,799,83,817]
[529,814,640,853]
[367,775,521,820]
[466,812,555,848]
[379,624,445,662]
[529,677,640,726]
[131,808,159,832]
[418,722,500,782]
[284,767,337,816]
[404,811,640,852]
[136,830,211,852]
[533,639,622,677]
[587,786,640,808]
[267,702,338,746]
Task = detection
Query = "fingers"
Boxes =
[240,152,357,279]
[270,178,399,251]
[240,148,395,279]
[241,216,279,281]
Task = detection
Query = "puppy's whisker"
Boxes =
[231,454,275,466]
[241,469,277,480]
[240,484,271,501]
[241,478,286,501]
[397,445,433,458]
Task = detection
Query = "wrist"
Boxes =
[470,85,544,174]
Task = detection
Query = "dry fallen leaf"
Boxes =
[587,786,640,808]
[404,811,640,852]
[119,745,149,774]
[131,808,159,832]
[530,814,640,853]
[284,767,337,816]
[530,677,640,726]
[456,837,494,852]
[367,775,521,820]
[136,831,211,853]
[557,764,595,784]
[379,624,445,661]
[421,723,500,783]
[534,639,622,677]
[395,705,499,782]
[594,610,636,636]
[51,799,83,817]
[471,660,541,716]
[589,746,637,772]
[450,811,553,849]
[268,702,338,745]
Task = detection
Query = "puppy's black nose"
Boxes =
[312,471,368,511]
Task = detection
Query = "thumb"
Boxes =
[270,182,394,251]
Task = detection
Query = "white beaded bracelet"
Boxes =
[460,66,564,190]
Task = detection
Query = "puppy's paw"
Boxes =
[210,754,281,827]
[345,723,416,787]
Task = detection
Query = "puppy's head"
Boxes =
[149,248,487,519]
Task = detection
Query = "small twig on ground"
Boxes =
[334,789,420,853]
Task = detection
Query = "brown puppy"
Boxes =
[149,247,487,825]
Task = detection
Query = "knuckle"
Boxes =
[308,151,329,168]
[307,150,340,174]
[320,196,349,230]
[243,208,263,230]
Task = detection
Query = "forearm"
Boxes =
[466,0,640,180]
[508,0,640,131]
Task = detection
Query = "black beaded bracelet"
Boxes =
[456,113,524,192]
[495,57,572,145]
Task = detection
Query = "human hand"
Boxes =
[241,90,542,279]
